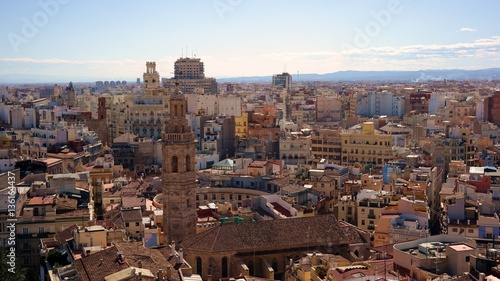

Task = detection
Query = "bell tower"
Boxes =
[162,85,196,244]
[143,61,160,89]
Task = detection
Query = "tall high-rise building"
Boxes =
[162,57,217,94]
[162,85,197,244]
[272,72,292,90]
[173,57,205,79]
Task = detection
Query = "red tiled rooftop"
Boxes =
[26,196,56,206]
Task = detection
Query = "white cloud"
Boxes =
[458,27,477,32]
[0,57,177,65]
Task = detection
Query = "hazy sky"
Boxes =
[1,0,499,81]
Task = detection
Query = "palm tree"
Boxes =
[0,247,28,281]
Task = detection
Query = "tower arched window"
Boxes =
[196,257,202,276]
[186,155,191,172]
[172,156,178,173]
[174,104,178,117]
[222,257,228,278]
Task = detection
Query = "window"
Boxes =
[467,229,474,234]
[196,257,202,276]
[135,222,140,227]
[361,220,365,226]
[23,228,28,235]
[452,228,458,233]
[39,227,44,234]
[126,223,130,227]
[172,156,178,173]
[222,257,228,278]
[186,155,191,172]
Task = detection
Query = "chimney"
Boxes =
[99,259,103,266]
[177,248,184,264]
[166,265,172,281]
[207,275,212,281]
[138,259,143,268]
[158,269,164,281]
[170,241,176,256]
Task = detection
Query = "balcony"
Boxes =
[368,224,375,230]
[368,213,376,219]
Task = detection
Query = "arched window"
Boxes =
[222,257,228,278]
[172,156,178,173]
[247,260,253,276]
[174,104,178,117]
[186,155,192,172]
[196,257,202,276]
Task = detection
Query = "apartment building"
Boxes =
[311,128,342,165]
[341,122,394,167]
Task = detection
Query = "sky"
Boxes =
[1,0,500,82]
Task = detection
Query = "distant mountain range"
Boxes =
[2,68,500,84]
[217,68,500,83]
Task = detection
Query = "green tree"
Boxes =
[0,247,28,281]
[47,249,69,267]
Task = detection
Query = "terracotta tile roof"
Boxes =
[26,195,56,206]
[56,197,78,211]
[181,214,354,253]
[114,241,183,281]
[338,221,369,244]
[74,246,129,281]
[121,196,146,208]
[121,208,143,222]
[55,224,78,245]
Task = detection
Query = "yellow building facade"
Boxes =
[235,111,249,138]
[341,122,393,167]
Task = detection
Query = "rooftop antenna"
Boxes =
[181,47,183,58]
[284,64,287,73]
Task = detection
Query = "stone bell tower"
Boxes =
[162,85,197,244]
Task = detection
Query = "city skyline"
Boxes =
[1,0,500,81]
